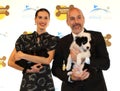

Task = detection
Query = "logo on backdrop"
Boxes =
[22,5,38,18]
[24,5,37,11]
[104,34,112,47]
[89,5,111,20]
[55,5,74,20]
[0,56,6,68]
[0,5,9,19]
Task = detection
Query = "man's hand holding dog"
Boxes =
[70,68,90,81]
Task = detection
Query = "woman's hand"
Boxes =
[26,63,43,73]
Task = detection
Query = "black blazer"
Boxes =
[52,29,110,91]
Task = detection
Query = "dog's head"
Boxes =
[75,32,91,52]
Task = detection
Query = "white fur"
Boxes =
[66,32,91,75]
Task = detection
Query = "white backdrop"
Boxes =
[0,0,119,91]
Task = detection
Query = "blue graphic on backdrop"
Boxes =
[89,5,111,20]
[0,32,7,37]
[90,5,110,13]
[57,32,64,38]
[24,5,37,11]
[21,5,37,19]
[19,5,39,32]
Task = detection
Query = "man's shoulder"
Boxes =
[86,30,101,34]
[60,34,71,40]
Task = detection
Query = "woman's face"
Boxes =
[35,11,50,31]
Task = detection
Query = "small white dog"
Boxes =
[66,32,91,75]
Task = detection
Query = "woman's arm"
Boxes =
[8,48,24,71]
[15,50,55,65]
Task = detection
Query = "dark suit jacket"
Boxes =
[52,29,110,91]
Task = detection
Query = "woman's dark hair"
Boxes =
[35,8,50,18]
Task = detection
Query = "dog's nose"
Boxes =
[87,46,89,49]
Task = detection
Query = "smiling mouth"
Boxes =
[73,25,81,30]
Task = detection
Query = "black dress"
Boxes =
[15,31,59,91]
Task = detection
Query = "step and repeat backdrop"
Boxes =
[0,0,119,91]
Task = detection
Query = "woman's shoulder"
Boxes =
[47,33,60,40]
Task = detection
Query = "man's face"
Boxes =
[67,8,85,34]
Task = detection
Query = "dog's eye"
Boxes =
[82,37,87,44]
[83,40,87,44]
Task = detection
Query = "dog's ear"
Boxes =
[81,37,88,44]
[75,36,88,46]
[75,37,82,46]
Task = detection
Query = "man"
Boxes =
[52,7,110,91]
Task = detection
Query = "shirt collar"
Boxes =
[72,29,84,41]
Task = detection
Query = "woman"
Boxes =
[8,8,59,91]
